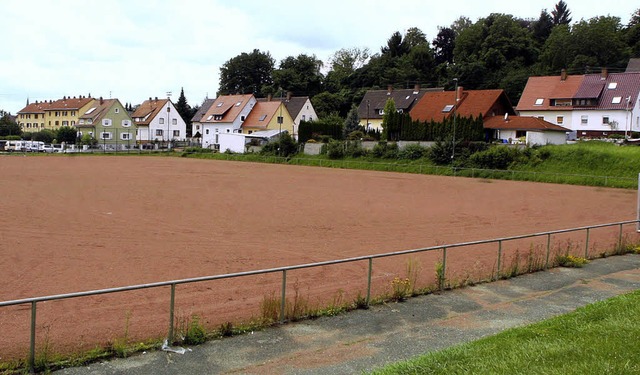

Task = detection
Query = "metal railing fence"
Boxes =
[1,220,639,372]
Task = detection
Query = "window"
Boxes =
[259,114,267,121]
[581,115,588,125]
[556,116,564,125]
[241,115,245,121]
[115,108,120,113]
[226,129,230,133]
[55,120,59,126]
[378,109,384,115]
[214,115,222,120]
[155,129,163,136]
[62,121,69,126]
[101,132,112,140]
[302,115,306,121]
[602,116,610,124]
[442,104,454,113]
[122,120,131,127]
[86,108,96,114]
[217,102,223,107]
[121,133,131,140]
[173,130,179,137]
[277,116,283,124]
[612,97,622,104]
[207,115,213,121]
[248,130,253,134]
[205,129,210,135]
[102,119,112,126]
[172,118,177,125]
[235,101,242,106]
[534,98,544,105]
[159,118,165,124]
[608,82,617,89]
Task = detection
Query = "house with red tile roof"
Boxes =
[410,87,516,125]
[190,94,256,150]
[257,92,317,139]
[242,99,294,136]
[517,69,640,138]
[17,96,95,132]
[132,97,187,145]
[484,115,570,145]
[357,85,443,131]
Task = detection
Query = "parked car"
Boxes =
[42,144,54,153]
[52,144,64,153]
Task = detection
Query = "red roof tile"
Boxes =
[410,89,514,122]
[131,98,170,126]
[242,101,281,129]
[516,75,584,111]
[484,116,570,132]
[201,94,254,123]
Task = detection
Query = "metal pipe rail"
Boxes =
[2,219,638,373]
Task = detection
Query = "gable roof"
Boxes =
[17,101,51,114]
[626,58,640,72]
[191,98,216,123]
[242,101,282,129]
[77,99,118,126]
[577,72,640,110]
[283,96,309,118]
[131,98,170,126]
[47,97,94,111]
[200,94,254,124]
[358,87,443,120]
[410,89,515,122]
[516,74,584,111]
[484,116,570,132]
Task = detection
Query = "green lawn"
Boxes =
[370,290,640,375]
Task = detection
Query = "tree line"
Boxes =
[217,1,640,119]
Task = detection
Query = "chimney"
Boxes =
[286,91,292,101]
[100,97,104,105]
[267,93,272,101]
[456,86,463,101]
[63,96,66,100]
[387,85,393,95]
[149,97,152,101]
[601,67,608,79]
[561,69,567,81]
[155,97,158,101]
[413,83,421,93]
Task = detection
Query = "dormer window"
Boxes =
[534,98,544,105]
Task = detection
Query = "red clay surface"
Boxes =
[0,155,638,360]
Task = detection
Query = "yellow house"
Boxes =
[43,96,95,131]
[16,101,48,131]
[241,100,294,135]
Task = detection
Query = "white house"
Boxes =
[131,97,187,144]
[191,94,256,150]
[484,115,569,146]
[517,69,640,139]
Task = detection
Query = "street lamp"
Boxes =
[451,78,458,163]
[366,99,370,131]
[166,105,170,150]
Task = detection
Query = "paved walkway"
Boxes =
[55,254,640,375]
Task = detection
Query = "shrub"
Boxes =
[326,140,345,159]
[469,146,519,170]
[183,316,207,345]
[372,142,399,159]
[557,255,590,268]
[398,143,427,160]
[345,140,367,158]
[260,133,298,157]
[428,138,455,165]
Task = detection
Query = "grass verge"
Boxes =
[370,289,640,375]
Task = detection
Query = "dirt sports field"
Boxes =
[0,155,638,360]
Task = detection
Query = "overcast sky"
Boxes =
[1,0,638,114]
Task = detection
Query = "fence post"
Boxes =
[440,247,447,290]
[366,258,373,306]
[619,223,624,251]
[168,284,176,344]
[585,228,590,259]
[496,240,502,280]
[29,301,36,373]
[280,270,287,323]
[546,233,551,268]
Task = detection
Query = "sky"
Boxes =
[1,0,638,115]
